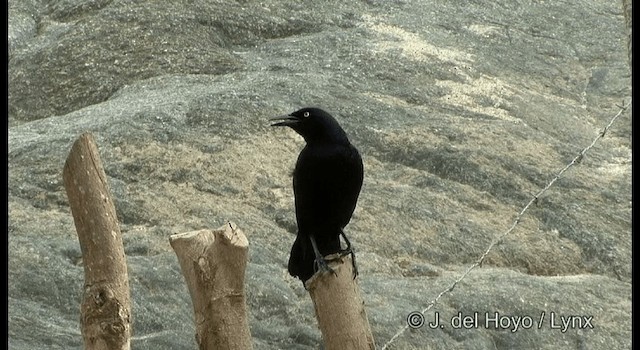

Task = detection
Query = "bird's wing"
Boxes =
[293,144,363,233]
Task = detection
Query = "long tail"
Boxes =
[287,231,341,283]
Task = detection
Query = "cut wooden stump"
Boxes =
[63,132,131,350]
[306,254,376,350]
[170,222,252,350]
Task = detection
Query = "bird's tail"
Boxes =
[288,231,341,283]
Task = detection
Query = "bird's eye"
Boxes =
[303,111,310,118]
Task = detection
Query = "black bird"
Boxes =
[271,107,364,284]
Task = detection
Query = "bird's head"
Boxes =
[270,107,350,144]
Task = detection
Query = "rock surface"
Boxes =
[9,0,631,349]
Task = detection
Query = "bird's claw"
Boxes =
[339,248,358,280]
[338,248,352,258]
[314,257,337,276]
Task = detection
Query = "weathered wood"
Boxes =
[306,254,376,350]
[63,132,131,350]
[170,223,252,350]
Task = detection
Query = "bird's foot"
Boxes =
[339,248,358,280]
[313,256,337,276]
[338,230,358,279]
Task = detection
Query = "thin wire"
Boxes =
[381,99,631,350]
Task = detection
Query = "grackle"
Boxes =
[271,107,363,284]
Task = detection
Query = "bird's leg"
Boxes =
[309,234,337,276]
[339,230,358,279]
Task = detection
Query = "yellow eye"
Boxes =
[303,111,310,118]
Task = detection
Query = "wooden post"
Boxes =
[63,132,131,350]
[169,223,252,350]
[306,254,376,350]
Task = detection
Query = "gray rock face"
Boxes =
[9,1,631,349]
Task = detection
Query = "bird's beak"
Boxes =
[270,114,300,127]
